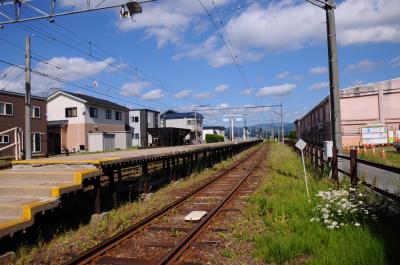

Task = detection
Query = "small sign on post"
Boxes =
[295,138,310,201]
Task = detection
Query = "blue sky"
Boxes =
[0,0,399,126]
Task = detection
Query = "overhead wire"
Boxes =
[0,7,176,109]
[1,15,176,109]
[0,57,157,109]
[0,37,174,110]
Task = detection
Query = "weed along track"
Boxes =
[65,144,268,265]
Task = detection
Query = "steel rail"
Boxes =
[64,144,263,265]
[161,147,266,264]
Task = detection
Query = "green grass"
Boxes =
[237,143,399,265]
[344,146,400,168]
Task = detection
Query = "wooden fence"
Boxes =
[292,143,400,203]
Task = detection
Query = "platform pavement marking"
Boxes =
[0,168,101,235]
[11,157,119,165]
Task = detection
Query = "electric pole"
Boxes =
[281,103,284,145]
[25,36,31,160]
[271,118,274,141]
[325,0,342,152]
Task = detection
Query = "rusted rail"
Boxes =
[65,144,266,265]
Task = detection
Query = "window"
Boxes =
[31,106,40,118]
[131,116,139,123]
[134,133,139,139]
[115,111,122,120]
[0,135,9,144]
[187,119,196,125]
[89,107,98,118]
[0,102,13,116]
[106,109,112,120]
[65,107,77,117]
[31,133,41,153]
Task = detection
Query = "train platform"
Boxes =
[0,140,261,240]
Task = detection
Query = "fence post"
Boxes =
[350,149,358,187]
[331,146,338,184]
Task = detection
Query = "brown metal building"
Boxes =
[0,90,47,158]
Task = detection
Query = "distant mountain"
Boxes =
[204,122,295,138]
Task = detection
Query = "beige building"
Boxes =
[47,91,129,153]
[295,78,400,147]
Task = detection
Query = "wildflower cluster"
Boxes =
[310,187,377,230]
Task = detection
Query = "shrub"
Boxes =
[205,134,224,143]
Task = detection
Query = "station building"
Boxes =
[295,78,400,147]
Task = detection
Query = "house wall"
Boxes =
[129,110,159,147]
[0,92,47,157]
[47,93,127,151]
[295,78,400,147]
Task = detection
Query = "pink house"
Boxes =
[295,78,400,147]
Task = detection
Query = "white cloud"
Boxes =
[215,84,228,93]
[36,57,113,81]
[352,80,366,86]
[174,0,400,67]
[194,91,213,100]
[310,66,328,75]
[174,89,192,99]
[276,71,303,81]
[0,56,113,96]
[345,60,383,72]
[256,83,296,97]
[120,81,150,96]
[307,82,329,91]
[115,0,230,48]
[240,88,255,95]
[276,71,290,79]
[141,89,165,100]
[390,56,400,67]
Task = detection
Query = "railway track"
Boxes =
[65,144,267,265]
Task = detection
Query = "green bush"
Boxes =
[205,134,224,143]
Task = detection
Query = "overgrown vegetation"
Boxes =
[230,143,399,265]
[205,134,225,143]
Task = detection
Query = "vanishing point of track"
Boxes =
[66,144,267,265]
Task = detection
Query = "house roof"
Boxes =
[160,110,204,120]
[48,90,129,111]
[0,90,46,101]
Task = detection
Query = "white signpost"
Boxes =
[295,138,310,201]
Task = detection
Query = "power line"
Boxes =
[0,37,175,110]
[198,0,259,106]
[0,57,162,110]
[9,16,181,106]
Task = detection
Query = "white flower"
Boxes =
[358,201,363,205]
[354,222,361,227]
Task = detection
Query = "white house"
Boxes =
[47,90,130,152]
[129,109,160,147]
[160,110,204,144]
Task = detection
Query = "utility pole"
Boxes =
[325,0,342,152]
[25,36,31,160]
[271,118,274,141]
[243,111,248,141]
[281,103,284,145]
[194,106,198,144]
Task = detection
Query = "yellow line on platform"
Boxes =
[11,157,118,165]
